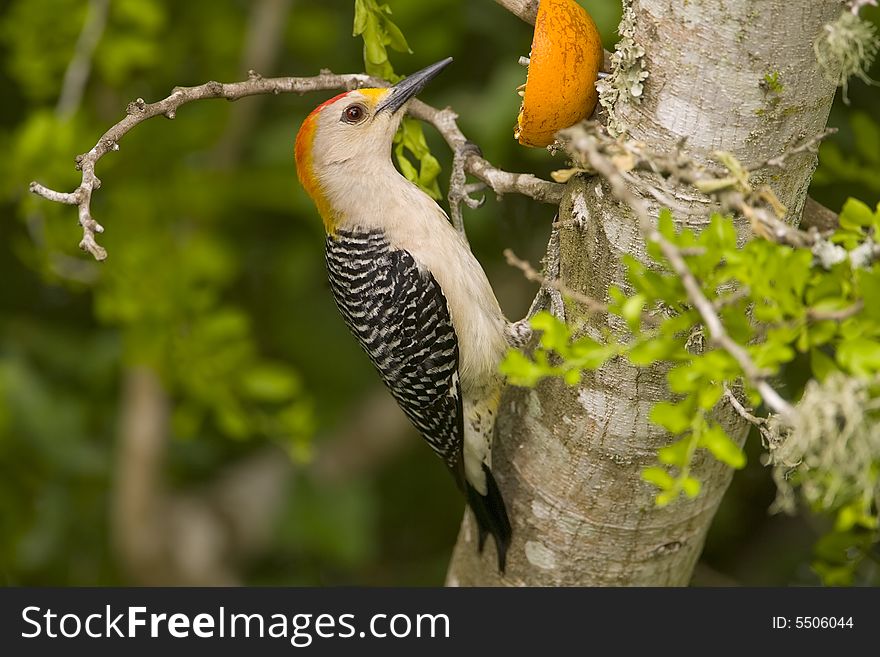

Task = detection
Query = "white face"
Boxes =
[310,90,405,182]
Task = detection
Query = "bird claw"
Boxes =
[519,218,566,328]
[448,141,485,237]
[541,221,566,323]
[462,182,486,209]
[504,318,533,348]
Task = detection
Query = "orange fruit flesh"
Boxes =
[515,0,603,148]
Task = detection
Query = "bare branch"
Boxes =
[493,0,539,24]
[31,70,561,260]
[723,386,775,447]
[558,122,837,252]
[568,128,797,422]
[504,248,608,315]
[723,387,767,428]
[28,182,80,205]
[756,128,837,171]
[407,100,564,212]
[807,299,864,322]
[800,196,839,232]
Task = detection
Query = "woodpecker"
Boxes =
[294,58,512,571]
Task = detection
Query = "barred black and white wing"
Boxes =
[326,228,512,571]
[325,229,465,481]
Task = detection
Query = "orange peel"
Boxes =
[515,0,603,148]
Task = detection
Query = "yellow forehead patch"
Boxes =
[357,88,388,107]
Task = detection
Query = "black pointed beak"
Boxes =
[377,57,453,115]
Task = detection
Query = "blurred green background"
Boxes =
[0,0,877,586]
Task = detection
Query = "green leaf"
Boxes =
[353,0,369,35]
[499,349,550,387]
[649,401,692,434]
[810,348,838,382]
[242,364,298,402]
[696,381,722,409]
[642,466,674,490]
[362,22,388,65]
[657,208,676,241]
[750,339,795,372]
[807,320,838,348]
[658,438,691,467]
[569,338,618,370]
[667,363,702,393]
[621,294,646,334]
[838,197,875,231]
[216,402,249,439]
[837,337,880,377]
[627,336,680,366]
[394,118,442,198]
[699,424,746,468]
[856,267,880,322]
[382,16,412,53]
[394,140,418,179]
[835,501,879,532]
[705,213,738,250]
[532,311,570,352]
[681,476,702,498]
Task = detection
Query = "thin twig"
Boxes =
[31,71,562,260]
[504,249,608,315]
[493,0,539,24]
[723,387,767,427]
[758,128,837,171]
[722,386,776,447]
[807,299,864,322]
[558,122,836,253]
[407,100,564,207]
[570,129,797,422]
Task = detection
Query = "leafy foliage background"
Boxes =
[0,0,876,585]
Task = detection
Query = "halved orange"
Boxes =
[515,0,603,147]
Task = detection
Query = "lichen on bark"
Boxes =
[596,0,647,135]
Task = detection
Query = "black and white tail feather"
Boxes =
[463,462,512,572]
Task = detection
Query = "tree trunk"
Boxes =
[447,0,840,586]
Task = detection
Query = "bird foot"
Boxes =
[539,222,566,323]
[448,141,486,237]
[508,219,566,347]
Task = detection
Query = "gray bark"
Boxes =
[447,0,840,586]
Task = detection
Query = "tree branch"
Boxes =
[559,122,838,252]
[31,70,561,260]
[800,196,839,232]
[504,248,607,315]
[493,0,539,24]
[570,128,797,422]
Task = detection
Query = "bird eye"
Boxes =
[342,104,367,124]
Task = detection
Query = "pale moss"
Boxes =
[814,10,879,103]
[767,375,880,515]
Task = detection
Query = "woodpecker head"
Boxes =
[295,57,452,232]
